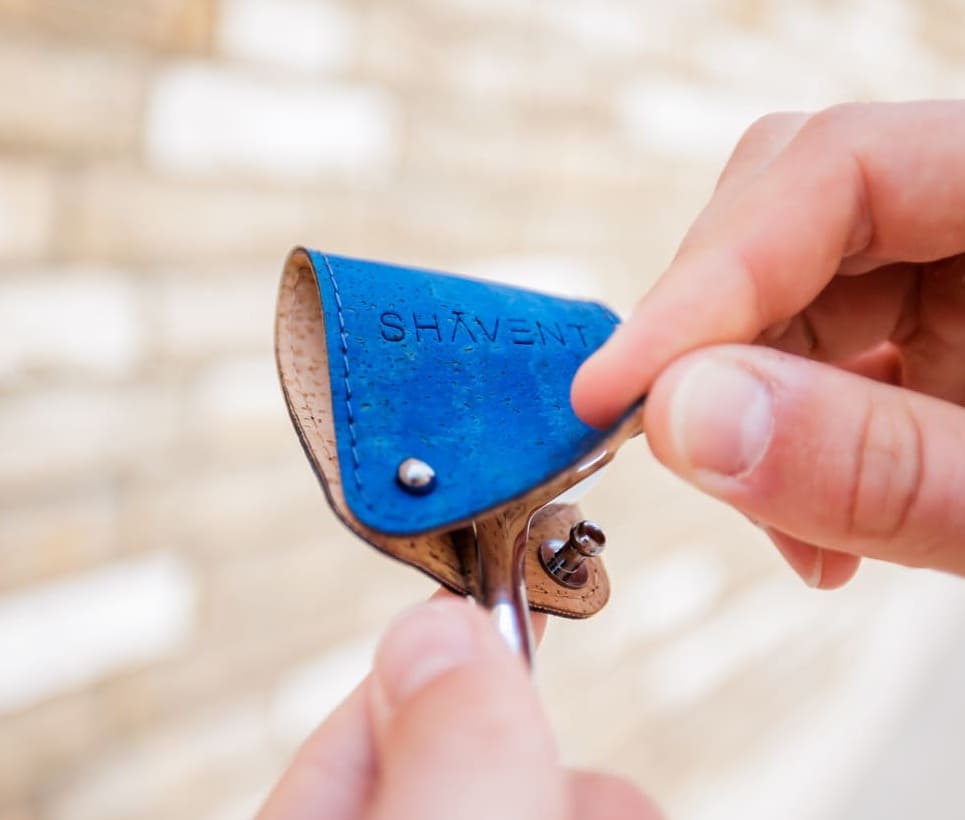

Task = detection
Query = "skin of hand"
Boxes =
[572,99,965,588]
[259,100,965,818]
[256,595,660,820]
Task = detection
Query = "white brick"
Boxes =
[216,0,357,73]
[268,636,375,745]
[0,39,142,154]
[201,788,271,820]
[0,487,118,590]
[202,538,379,639]
[792,4,945,101]
[643,576,855,713]
[47,700,266,820]
[123,461,319,558]
[183,354,292,460]
[418,0,665,58]
[442,38,599,103]
[153,272,274,359]
[618,78,798,162]
[0,386,179,490]
[426,0,527,19]
[0,0,216,52]
[405,99,634,188]
[0,271,144,381]
[191,355,282,433]
[618,549,726,641]
[145,62,398,179]
[541,0,656,58]
[67,166,332,261]
[673,568,965,820]
[0,162,56,260]
[461,254,606,301]
[0,553,196,713]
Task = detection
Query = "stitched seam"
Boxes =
[284,264,464,576]
[320,253,365,497]
[287,267,361,500]
[284,261,381,517]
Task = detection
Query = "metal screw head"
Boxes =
[538,519,606,589]
[396,457,436,495]
[569,520,606,557]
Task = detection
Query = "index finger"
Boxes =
[572,100,965,427]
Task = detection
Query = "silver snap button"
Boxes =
[396,458,436,495]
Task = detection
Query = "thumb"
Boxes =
[365,598,566,820]
[644,345,965,575]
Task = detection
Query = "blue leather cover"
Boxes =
[308,250,621,536]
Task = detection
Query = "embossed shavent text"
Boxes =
[378,310,589,347]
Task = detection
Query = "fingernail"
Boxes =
[670,357,773,477]
[370,599,479,725]
[768,529,824,588]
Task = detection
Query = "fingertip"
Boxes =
[368,603,561,820]
[370,598,493,730]
[572,308,663,428]
[569,770,663,820]
[766,527,824,588]
[573,276,725,429]
[815,549,862,590]
[571,348,630,428]
[765,528,862,590]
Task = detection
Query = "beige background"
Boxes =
[2,1,965,818]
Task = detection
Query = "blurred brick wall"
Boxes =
[3,2,965,819]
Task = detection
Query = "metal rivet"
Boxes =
[396,457,437,495]
[538,520,606,589]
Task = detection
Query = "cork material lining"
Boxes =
[275,248,642,618]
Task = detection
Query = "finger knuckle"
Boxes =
[797,102,867,146]
[746,110,805,137]
[733,111,806,154]
[844,396,924,544]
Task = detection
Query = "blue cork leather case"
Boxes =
[304,250,621,536]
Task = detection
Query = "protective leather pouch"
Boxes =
[275,248,642,618]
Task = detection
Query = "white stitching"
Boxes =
[321,253,364,494]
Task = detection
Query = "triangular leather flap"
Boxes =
[305,249,620,536]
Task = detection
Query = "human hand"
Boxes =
[572,100,965,587]
[257,595,659,820]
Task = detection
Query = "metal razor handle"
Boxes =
[473,515,536,666]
